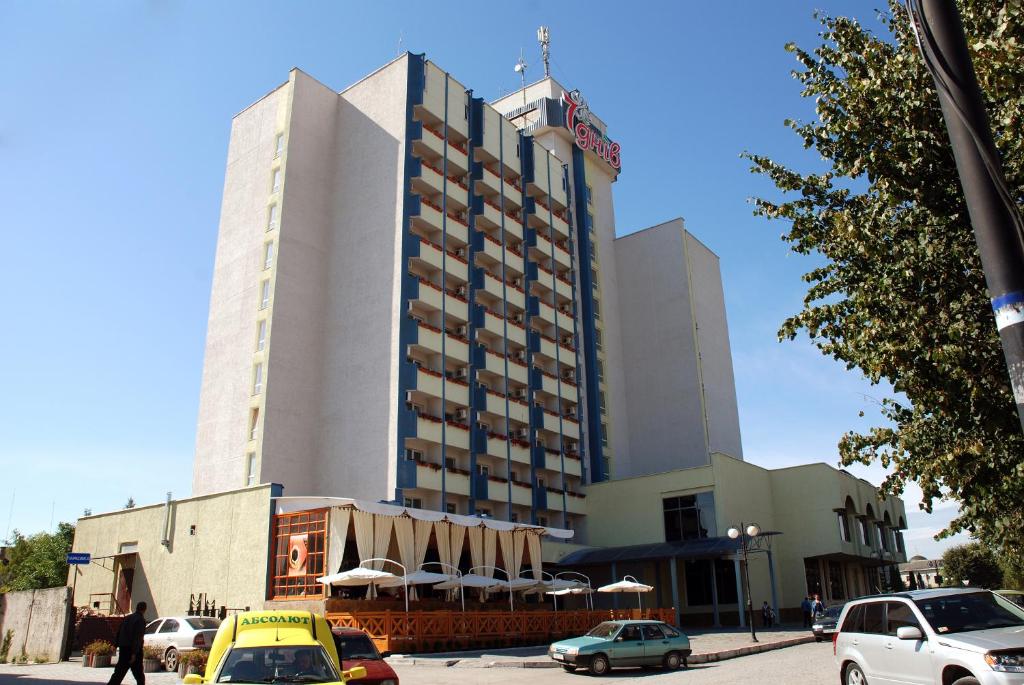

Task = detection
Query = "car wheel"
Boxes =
[562,665,577,673]
[164,647,178,672]
[950,678,980,685]
[845,662,867,685]
[588,654,609,676]
[663,651,682,670]
[815,637,823,642]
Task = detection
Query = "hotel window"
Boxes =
[267,204,279,231]
[685,560,737,606]
[256,319,267,352]
[271,168,282,193]
[587,212,595,232]
[263,241,274,270]
[404,498,422,509]
[274,133,284,158]
[896,530,906,554]
[245,452,257,486]
[859,518,871,547]
[594,329,603,351]
[586,185,593,205]
[592,298,601,317]
[600,422,608,447]
[446,503,457,514]
[837,511,851,542]
[478,508,491,517]
[259,280,270,309]
[249,408,260,441]
[510,512,518,523]
[252,362,263,395]
[599,391,606,415]
[663,492,716,542]
[270,509,326,599]
[597,359,605,382]
[445,457,456,470]
[538,516,548,527]
[878,523,888,551]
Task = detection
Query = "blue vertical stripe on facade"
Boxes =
[466,95,485,515]
[394,54,427,502]
[571,145,606,482]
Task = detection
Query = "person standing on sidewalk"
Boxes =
[800,596,812,628]
[107,602,147,685]
[762,601,772,628]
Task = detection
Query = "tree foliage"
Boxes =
[941,542,1003,588]
[0,523,75,592]
[746,1,1024,553]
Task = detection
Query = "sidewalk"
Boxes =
[386,626,816,669]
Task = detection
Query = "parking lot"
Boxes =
[0,641,837,685]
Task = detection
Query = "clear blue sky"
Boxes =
[1,1,965,557]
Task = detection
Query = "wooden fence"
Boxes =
[325,608,675,654]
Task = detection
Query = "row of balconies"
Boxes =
[403,460,586,514]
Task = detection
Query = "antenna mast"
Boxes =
[514,49,528,115]
[537,26,550,78]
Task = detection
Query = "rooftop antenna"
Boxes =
[514,49,528,121]
[537,26,550,78]
[396,30,404,57]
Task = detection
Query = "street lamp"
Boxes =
[727,523,761,643]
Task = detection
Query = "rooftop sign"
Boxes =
[562,90,621,171]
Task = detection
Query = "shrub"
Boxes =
[84,640,115,656]
[0,629,12,662]
[190,650,209,673]
[142,645,163,660]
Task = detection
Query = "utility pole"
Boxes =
[908,0,1024,431]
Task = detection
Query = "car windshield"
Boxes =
[333,634,379,660]
[914,592,1024,635]
[216,646,340,683]
[586,622,621,639]
[186,618,221,630]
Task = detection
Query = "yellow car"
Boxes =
[183,611,366,685]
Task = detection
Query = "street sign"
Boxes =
[67,552,91,565]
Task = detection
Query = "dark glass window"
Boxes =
[828,561,846,600]
[886,602,921,635]
[641,624,664,640]
[863,602,886,634]
[804,559,823,597]
[663,493,715,542]
[841,604,864,633]
[685,559,737,606]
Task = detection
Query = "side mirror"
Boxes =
[896,626,923,641]
[342,666,367,682]
[183,676,203,685]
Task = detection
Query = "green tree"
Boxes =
[0,523,75,592]
[745,2,1024,556]
[942,542,1003,588]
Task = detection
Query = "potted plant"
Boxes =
[142,645,163,672]
[187,650,209,679]
[84,640,115,668]
[177,650,192,678]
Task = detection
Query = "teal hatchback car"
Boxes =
[547,620,692,675]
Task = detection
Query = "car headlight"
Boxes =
[564,647,579,656]
[986,651,1024,673]
[812,624,823,630]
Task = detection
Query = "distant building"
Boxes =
[900,555,943,588]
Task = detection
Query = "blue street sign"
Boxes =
[67,552,91,565]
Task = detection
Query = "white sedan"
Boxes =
[143,616,220,671]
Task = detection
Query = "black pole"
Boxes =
[741,524,757,642]
[911,0,1024,430]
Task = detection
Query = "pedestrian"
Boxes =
[811,594,825,618]
[762,601,771,628]
[108,601,147,685]
[800,595,812,628]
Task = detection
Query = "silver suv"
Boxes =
[834,588,1024,685]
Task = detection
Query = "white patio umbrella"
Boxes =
[378,570,464,612]
[597,576,654,610]
[317,559,409,613]
[433,573,502,590]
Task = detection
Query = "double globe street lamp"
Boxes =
[727,522,761,643]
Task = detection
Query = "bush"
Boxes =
[190,650,210,673]
[0,629,12,662]
[142,645,163,660]
[84,640,115,656]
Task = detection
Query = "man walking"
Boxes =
[108,601,148,685]
[811,594,825,618]
[800,595,812,628]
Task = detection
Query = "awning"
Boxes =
[557,536,744,566]
[274,496,574,539]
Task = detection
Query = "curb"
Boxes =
[388,635,817,669]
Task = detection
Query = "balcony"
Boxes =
[414,367,468,405]
[477,199,503,230]
[410,462,470,496]
[414,196,468,245]
[413,124,469,176]
[510,438,530,465]
[411,320,469,363]
[502,176,522,211]
[475,167,501,197]
[539,371,577,402]
[551,211,570,240]
[412,160,470,214]
[566,491,586,514]
[413,238,468,282]
[414,414,470,450]
[552,241,572,271]
[480,273,525,310]
[410,279,469,322]
[511,480,532,507]
[564,453,583,478]
[482,349,528,385]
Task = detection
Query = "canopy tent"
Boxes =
[275,496,574,539]
[597,576,654,610]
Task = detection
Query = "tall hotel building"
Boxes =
[193,53,743,535]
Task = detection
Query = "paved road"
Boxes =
[0,642,838,685]
[392,641,838,685]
